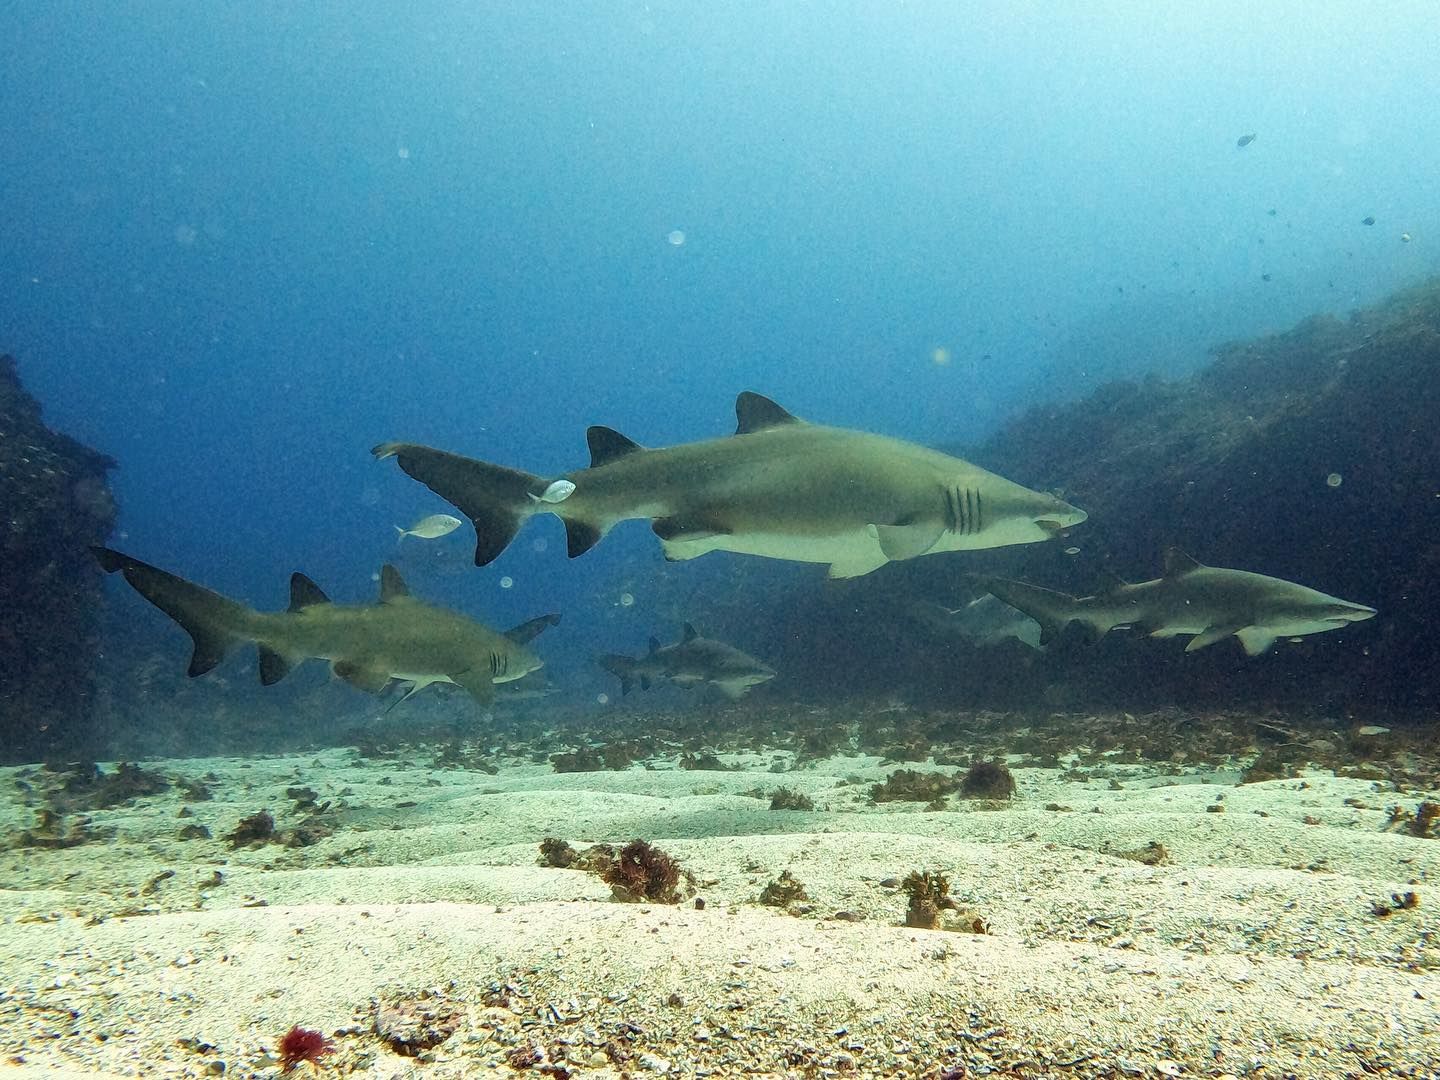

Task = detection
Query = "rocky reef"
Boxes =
[756,277,1440,717]
[0,354,116,762]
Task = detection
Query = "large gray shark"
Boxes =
[598,623,776,700]
[92,547,559,705]
[977,548,1376,656]
[374,392,1086,579]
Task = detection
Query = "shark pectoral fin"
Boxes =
[452,669,495,705]
[660,539,708,562]
[712,680,748,700]
[872,522,945,562]
[1185,625,1244,653]
[564,518,605,558]
[826,551,890,579]
[652,515,731,543]
[1235,628,1279,656]
[385,678,439,713]
[257,645,303,686]
[504,613,561,645]
[331,660,392,694]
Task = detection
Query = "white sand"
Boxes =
[1,741,1436,1078]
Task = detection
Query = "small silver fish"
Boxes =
[395,513,463,541]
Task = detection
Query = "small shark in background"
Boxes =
[598,623,776,700]
[92,547,559,706]
[976,548,1376,656]
[906,594,1044,650]
[374,391,1086,579]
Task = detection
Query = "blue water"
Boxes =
[4,2,1438,705]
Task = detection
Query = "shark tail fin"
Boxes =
[972,575,1083,646]
[91,546,252,677]
[598,653,638,695]
[373,442,566,566]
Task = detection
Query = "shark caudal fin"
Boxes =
[373,443,574,566]
[972,575,1084,646]
[91,547,253,677]
[598,654,641,695]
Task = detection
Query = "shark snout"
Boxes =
[1328,602,1377,623]
[1035,498,1087,533]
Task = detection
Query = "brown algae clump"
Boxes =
[597,839,689,903]
[959,758,1016,800]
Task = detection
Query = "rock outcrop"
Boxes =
[0,354,117,762]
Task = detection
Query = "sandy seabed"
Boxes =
[0,718,1436,1080]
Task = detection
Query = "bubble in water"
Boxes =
[1326,473,1343,488]
[596,693,610,705]
[397,146,410,160]
[359,486,381,507]
[531,537,548,553]
[499,576,514,589]
[931,346,951,366]
[618,592,635,607]
[173,223,198,246]
[666,229,686,246]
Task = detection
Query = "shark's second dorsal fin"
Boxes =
[587,426,644,467]
[735,391,801,434]
[681,622,699,641]
[289,573,331,611]
[1163,548,1204,577]
[379,564,410,602]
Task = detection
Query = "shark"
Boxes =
[91,546,559,706]
[598,623,776,700]
[976,548,1377,656]
[373,391,1086,579]
[906,594,1044,650]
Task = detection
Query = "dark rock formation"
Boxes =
[0,354,117,762]
[754,279,1440,717]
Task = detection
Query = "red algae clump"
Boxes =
[278,1025,335,1071]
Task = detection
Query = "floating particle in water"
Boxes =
[1236,133,1256,148]
[531,537,548,553]
[1362,216,1375,226]
[1401,232,1412,243]
[1261,273,1272,282]
[174,223,198,246]
[596,693,610,705]
[397,146,410,160]
[618,592,635,607]
[931,346,951,366]
[500,576,514,589]
[1267,208,1277,216]
[666,229,686,246]
[1326,473,1343,488]
[1063,546,1081,556]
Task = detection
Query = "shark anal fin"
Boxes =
[504,612,561,644]
[652,515,731,542]
[826,551,890,579]
[379,565,410,602]
[734,391,802,434]
[565,518,604,558]
[872,521,945,562]
[1185,625,1244,653]
[257,645,299,685]
[587,426,644,467]
[331,660,392,694]
[288,573,330,611]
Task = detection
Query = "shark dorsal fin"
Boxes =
[504,612,561,645]
[379,564,410,602]
[1162,548,1204,577]
[682,622,699,641]
[587,426,644,467]
[648,636,662,654]
[735,392,801,434]
[288,573,330,611]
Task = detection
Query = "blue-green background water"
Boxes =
[4,2,1438,710]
